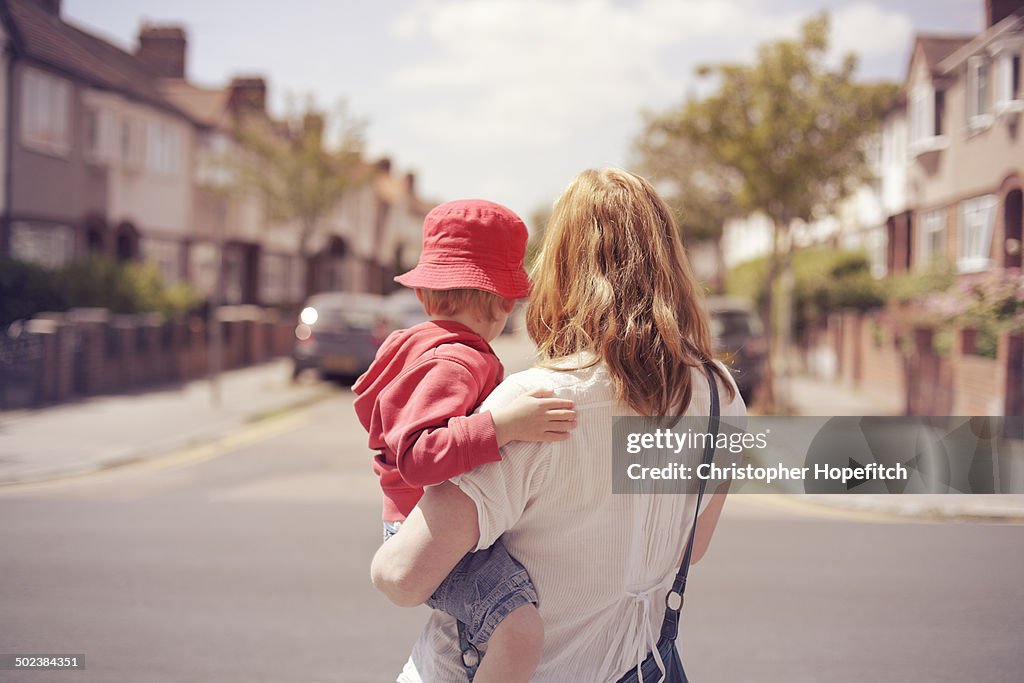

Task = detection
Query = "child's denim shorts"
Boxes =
[383,522,538,646]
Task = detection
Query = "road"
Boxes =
[1,388,1023,682]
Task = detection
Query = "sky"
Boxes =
[64,0,982,226]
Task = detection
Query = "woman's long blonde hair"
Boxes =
[526,168,733,415]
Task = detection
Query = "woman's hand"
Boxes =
[490,388,576,446]
[371,482,480,607]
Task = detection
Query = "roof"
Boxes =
[1,0,192,120]
[937,14,1024,73]
[914,34,973,73]
[158,78,231,129]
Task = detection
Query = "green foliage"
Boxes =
[885,262,957,304]
[972,325,1000,359]
[230,100,368,259]
[727,248,883,340]
[0,257,202,327]
[633,115,743,243]
[0,259,64,326]
[649,14,898,227]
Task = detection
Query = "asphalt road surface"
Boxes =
[1,390,1022,683]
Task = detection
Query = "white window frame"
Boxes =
[122,117,147,170]
[9,222,75,268]
[20,67,72,156]
[84,106,119,164]
[917,209,947,268]
[909,83,948,155]
[958,195,998,273]
[966,56,994,131]
[993,49,1023,116]
[146,121,183,176]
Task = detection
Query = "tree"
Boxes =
[634,114,744,290]
[231,100,368,296]
[643,14,897,410]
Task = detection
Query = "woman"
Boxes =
[372,168,746,681]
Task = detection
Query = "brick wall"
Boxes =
[824,311,1014,416]
[952,330,1006,415]
[855,314,906,407]
[0,307,296,409]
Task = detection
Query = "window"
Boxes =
[995,50,1022,113]
[196,133,235,187]
[146,121,183,175]
[9,222,75,268]
[909,83,947,153]
[84,106,118,163]
[20,67,71,155]
[917,209,947,267]
[122,117,147,169]
[967,56,991,123]
[958,195,997,272]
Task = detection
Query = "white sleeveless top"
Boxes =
[397,355,745,682]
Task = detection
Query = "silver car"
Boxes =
[292,293,392,381]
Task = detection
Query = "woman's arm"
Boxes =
[370,482,480,607]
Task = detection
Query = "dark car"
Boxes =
[705,296,767,404]
[292,293,392,382]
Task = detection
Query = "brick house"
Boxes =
[146,25,429,304]
[827,1,1024,417]
[0,0,197,280]
[896,4,1023,276]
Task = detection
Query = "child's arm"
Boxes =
[377,359,574,488]
[490,387,576,446]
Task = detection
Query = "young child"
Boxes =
[353,199,575,682]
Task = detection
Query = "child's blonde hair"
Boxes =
[526,168,734,415]
[418,288,513,323]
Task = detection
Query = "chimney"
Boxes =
[31,0,61,15]
[986,0,1024,27]
[136,25,187,79]
[227,77,267,114]
[376,158,392,174]
[404,172,416,195]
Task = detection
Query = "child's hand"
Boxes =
[491,388,577,446]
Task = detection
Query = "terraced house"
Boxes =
[892,0,1024,276]
[0,0,428,306]
[0,0,195,278]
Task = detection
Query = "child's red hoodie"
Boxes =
[352,320,504,522]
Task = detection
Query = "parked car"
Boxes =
[704,296,767,404]
[292,293,392,382]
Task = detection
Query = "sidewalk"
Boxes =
[774,371,1024,522]
[779,372,903,416]
[2,344,1021,521]
[0,329,538,488]
[0,359,336,485]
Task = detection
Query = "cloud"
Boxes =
[387,0,758,147]
[830,2,913,61]
[383,0,914,210]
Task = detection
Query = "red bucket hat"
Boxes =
[395,199,531,299]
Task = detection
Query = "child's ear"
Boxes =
[499,298,515,314]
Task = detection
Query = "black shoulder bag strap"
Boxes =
[659,361,720,644]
